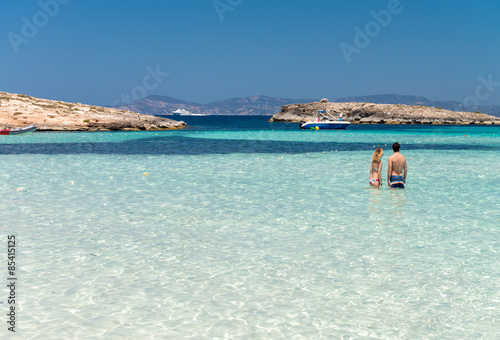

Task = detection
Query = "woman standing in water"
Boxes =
[369,148,384,187]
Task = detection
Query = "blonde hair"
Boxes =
[372,148,384,162]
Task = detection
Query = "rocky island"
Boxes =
[270,99,500,125]
[0,91,186,131]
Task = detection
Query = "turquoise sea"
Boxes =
[2,116,500,339]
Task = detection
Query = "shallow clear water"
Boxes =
[1,117,499,339]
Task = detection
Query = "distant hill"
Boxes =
[114,94,500,117]
[334,94,500,117]
[114,95,317,116]
[203,95,318,115]
[118,95,205,116]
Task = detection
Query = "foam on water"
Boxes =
[1,121,499,338]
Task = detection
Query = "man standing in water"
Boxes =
[388,142,407,188]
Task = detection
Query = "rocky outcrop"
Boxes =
[269,101,500,125]
[0,91,186,131]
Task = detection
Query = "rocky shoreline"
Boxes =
[0,91,186,131]
[270,100,500,125]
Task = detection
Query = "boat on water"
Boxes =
[172,109,208,116]
[0,125,37,135]
[300,111,350,130]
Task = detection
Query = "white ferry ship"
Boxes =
[172,109,208,116]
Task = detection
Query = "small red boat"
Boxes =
[0,125,37,135]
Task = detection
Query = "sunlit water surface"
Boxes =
[1,117,499,339]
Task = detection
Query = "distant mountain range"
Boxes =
[334,94,500,117]
[114,95,316,116]
[114,94,500,117]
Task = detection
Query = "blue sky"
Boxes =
[1,0,500,106]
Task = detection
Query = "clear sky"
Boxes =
[1,0,500,106]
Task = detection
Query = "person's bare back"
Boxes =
[389,153,406,175]
[387,143,407,188]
